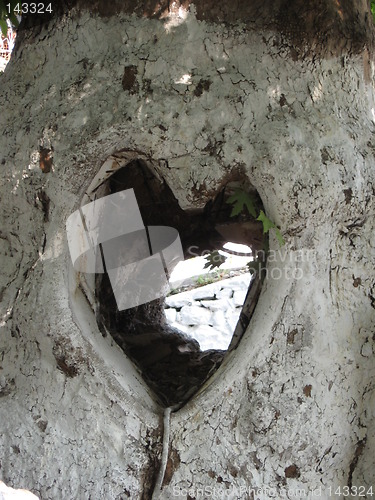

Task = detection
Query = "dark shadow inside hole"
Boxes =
[95,159,266,407]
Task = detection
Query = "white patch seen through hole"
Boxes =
[0,20,17,72]
[165,242,254,351]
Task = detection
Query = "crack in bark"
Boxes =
[151,407,173,499]
[347,437,367,488]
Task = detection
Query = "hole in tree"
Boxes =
[94,158,266,408]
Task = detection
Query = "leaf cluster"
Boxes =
[226,189,284,245]
[203,188,284,272]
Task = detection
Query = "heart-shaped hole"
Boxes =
[79,156,265,408]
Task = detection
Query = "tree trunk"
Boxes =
[1,1,375,498]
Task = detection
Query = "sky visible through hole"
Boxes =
[169,241,253,285]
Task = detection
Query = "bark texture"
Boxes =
[0,1,375,498]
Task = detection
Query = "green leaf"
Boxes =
[203,250,227,271]
[257,210,276,233]
[226,189,257,218]
[274,227,285,246]
[257,210,285,246]
[0,18,7,36]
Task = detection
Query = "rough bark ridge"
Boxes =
[20,0,375,58]
[0,1,375,498]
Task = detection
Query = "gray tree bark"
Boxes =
[0,1,375,498]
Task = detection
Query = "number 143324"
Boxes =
[6,3,52,14]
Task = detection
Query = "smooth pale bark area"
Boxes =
[0,1,375,498]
